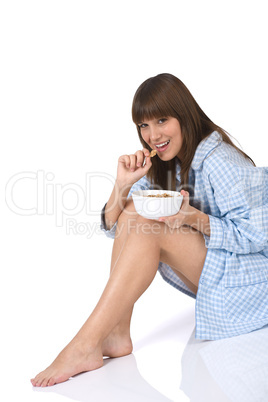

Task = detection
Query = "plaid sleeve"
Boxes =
[204,215,224,249]
[205,159,268,254]
[100,203,118,239]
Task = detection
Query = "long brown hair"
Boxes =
[132,73,254,190]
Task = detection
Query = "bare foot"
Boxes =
[31,339,103,387]
[102,330,133,358]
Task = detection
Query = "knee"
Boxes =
[118,198,163,236]
[123,214,162,240]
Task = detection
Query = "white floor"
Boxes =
[1,210,268,402]
[2,244,268,402]
[29,322,268,402]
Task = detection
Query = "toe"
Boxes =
[33,373,45,387]
[47,377,56,387]
[37,377,45,387]
[40,378,48,387]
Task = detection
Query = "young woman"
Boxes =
[31,73,268,387]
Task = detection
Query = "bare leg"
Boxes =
[31,214,160,387]
[31,202,206,387]
[103,201,199,352]
[102,201,136,357]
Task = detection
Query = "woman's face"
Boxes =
[138,117,183,161]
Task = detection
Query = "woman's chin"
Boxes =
[158,152,174,162]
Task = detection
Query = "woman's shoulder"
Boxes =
[194,131,254,172]
[191,131,222,170]
[200,139,268,198]
[192,132,263,193]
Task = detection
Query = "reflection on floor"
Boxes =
[34,354,173,402]
[33,324,268,402]
[181,325,268,402]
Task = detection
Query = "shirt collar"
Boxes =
[191,131,222,170]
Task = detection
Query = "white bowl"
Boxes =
[132,190,183,219]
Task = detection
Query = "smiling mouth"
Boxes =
[155,140,170,151]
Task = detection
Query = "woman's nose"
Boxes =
[150,126,161,142]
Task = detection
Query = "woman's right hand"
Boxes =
[116,148,153,189]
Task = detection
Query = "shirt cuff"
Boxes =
[204,215,224,249]
[100,203,117,238]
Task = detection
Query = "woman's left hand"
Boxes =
[158,190,195,229]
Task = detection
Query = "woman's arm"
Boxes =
[204,163,268,254]
[103,181,132,230]
[159,163,268,254]
[102,149,153,231]
[187,207,211,236]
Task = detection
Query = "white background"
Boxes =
[1,1,267,401]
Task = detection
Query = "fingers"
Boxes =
[142,148,150,157]
[118,154,130,168]
[135,150,148,167]
[144,152,152,170]
[158,216,182,229]
[129,154,137,171]
[180,190,190,208]
[180,189,189,197]
[118,149,151,172]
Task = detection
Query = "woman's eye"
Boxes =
[158,118,167,124]
[139,123,147,129]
